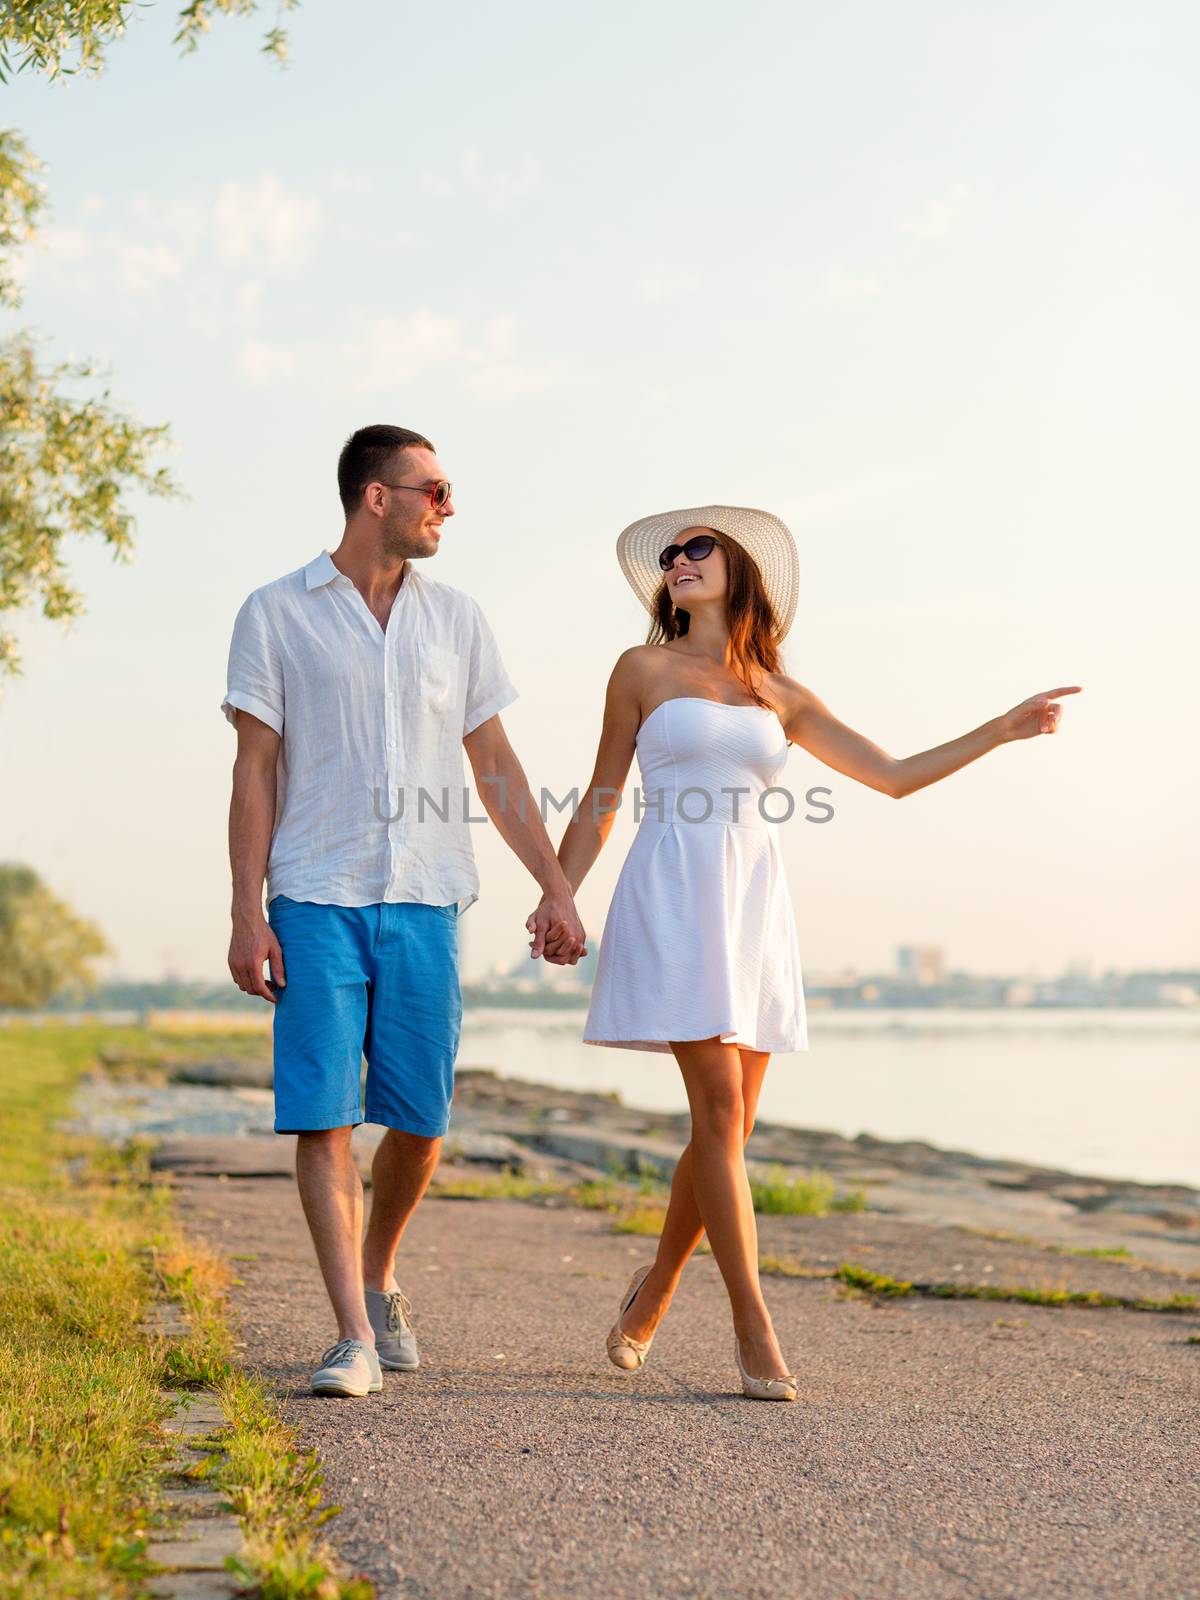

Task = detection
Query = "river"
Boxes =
[458,1007,1200,1188]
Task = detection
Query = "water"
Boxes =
[458,1007,1200,1189]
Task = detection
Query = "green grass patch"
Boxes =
[918,1281,1197,1312]
[749,1164,866,1216]
[95,1024,272,1083]
[429,1169,565,1202]
[611,1206,668,1237]
[571,1179,631,1212]
[162,1253,372,1598]
[837,1264,915,1297]
[0,1022,370,1599]
[757,1253,834,1281]
[1061,1245,1133,1260]
[755,1253,1199,1316]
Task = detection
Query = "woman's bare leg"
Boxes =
[622,1038,788,1378]
[619,1048,767,1344]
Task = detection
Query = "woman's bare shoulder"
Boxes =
[608,642,665,688]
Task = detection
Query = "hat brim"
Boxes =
[615,505,799,641]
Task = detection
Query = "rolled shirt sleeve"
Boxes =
[462,598,518,735]
[221,591,285,736]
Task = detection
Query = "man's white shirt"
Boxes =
[221,549,518,913]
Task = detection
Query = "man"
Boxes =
[222,424,585,1398]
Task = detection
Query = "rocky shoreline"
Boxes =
[73,1051,1200,1275]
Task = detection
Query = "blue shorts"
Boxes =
[266,895,462,1137]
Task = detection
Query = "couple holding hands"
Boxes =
[224,423,1077,1402]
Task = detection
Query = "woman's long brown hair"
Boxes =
[647,533,783,708]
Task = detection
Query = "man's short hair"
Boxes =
[337,424,435,515]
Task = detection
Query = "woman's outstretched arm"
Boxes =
[777,679,1082,799]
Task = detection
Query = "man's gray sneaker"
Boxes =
[365,1287,420,1371]
[311,1338,383,1397]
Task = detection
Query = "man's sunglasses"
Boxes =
[381,479,453,510]
[658,532,717,571]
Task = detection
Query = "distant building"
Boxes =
[896,945,946,987]
[473,932,601,997]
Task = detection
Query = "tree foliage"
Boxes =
[0,0,295,81]
[0,129,44,305]
[0,336,179,672]
[0,863,110,1007]
[0,2,293,682]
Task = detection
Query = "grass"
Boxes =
[749,1164,867,1216]
[756,1253,1200,1314]
[964,1227,1196,1280]
[428,1171,564,1202]
[0,1022,371,1600]
[95,1023,272,1084]
[612,1206,669,1237]
[757,1254,834,1281]
[160,1251,372,1598]
[427,1159,867,1237]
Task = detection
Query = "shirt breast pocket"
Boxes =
[419,644,462,725]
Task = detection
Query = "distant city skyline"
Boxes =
[29,954,1197,1019]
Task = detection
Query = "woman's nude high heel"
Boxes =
[606,1264,655,1371]
[734,1338,798,1402]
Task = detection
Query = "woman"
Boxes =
[542,504,1079,1401]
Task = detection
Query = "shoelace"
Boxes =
[383,1290,413,1334]
[320,1337,366,1368]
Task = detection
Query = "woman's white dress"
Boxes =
[583,696,809,1054]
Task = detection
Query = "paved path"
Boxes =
[177,1169,1200,1600]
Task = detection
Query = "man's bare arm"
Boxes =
[227,710,286,1001]
[463,713,586,962]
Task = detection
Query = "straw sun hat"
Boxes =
[615,504,800,641]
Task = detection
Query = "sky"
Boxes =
[0,0,1196,984]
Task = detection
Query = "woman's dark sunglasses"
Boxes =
[383,479,453,510]
[658,533,717,571]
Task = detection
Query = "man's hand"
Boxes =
[228,915,286,1002]
[525,890,587,965]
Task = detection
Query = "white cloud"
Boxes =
[25,172,323,299]
[417,169,455,199]
[898,181,971,241]
[464,362,559,403]
[418,148,543,211]
[325,169,374,197]
[235,308,557,403]
[212,175,321,268]
[119,242,184,291]
[237,339,300,381]
[345,310,465,390]
[34,223,183,292]
[483,315,517,357]
[818,266,884,305]
[639,270,702,304]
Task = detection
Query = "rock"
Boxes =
[442,1131,536,1168]
[1087,1195,1200,1225]
[530,1123,683,1179]
[146,1574,245,1598]
[145,1516,243,1571]
[169,1058,273,1090]
[152,1138,294,1178]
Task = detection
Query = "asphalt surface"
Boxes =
[177,1172,1200,1600]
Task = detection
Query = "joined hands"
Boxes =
[525,889,588,965]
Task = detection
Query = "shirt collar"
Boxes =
[304,551,341,591]
[304,550,422,594]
